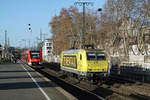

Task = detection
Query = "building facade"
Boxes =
[42,39,53,62]
[0,44,2,58]
[0,44,4,58]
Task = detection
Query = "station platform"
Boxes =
[0,63,76,100]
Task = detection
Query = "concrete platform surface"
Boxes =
[0,63,76,100]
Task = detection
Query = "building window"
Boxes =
[46,42,52,46]
[46,43,49,46]
[47,51,50,53]
[47,47,52,50]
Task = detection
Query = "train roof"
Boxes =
[29,50,41,52]
[62,49,105,54]
[62,49,81,54]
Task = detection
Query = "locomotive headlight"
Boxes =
[39,62,42,64]
[88,69,92,72]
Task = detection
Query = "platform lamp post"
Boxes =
[97,8,102,49]
[28,24,32,33]
[75,1,93,49]
[28,24,32,49]
[22,39,26,50]
[98,8,102,12]
[97,8,102,21]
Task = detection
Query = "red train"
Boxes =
[21,50,42,66]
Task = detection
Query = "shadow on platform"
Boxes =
[0,70,35,73]
[0,81,57,90]
[0,75,43,79]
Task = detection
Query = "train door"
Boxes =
[78,54,83,71]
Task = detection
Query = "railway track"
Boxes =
[104,74,150,100]
[35,68,105,100]
[108,74,136,84]
[21,62,105,100]
[22,62,150,100]
[34,67,138,100]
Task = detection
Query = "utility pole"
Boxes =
[40,29,42,42]
[8,37,10,48]
[28,24,32,49]
[28,24,32,33]
[38,29,43,50]
[28,40,31,49]
[43,33,48,41]
[5,30,7,48]
[75,1,93,48]
[4,30,7,57]
[22,39,26,49]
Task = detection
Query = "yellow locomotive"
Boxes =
[60,49,110,82]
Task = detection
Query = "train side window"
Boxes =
[80,54,82,60]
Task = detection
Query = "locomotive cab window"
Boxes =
[87,53,96,60]
[31,54,40,59]
[30,51,40,59]
[97,53,106,60]
[86,53,106,60]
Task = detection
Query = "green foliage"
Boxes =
[37,42,43,50]
[0,58,11,64]
[42,60,49,63]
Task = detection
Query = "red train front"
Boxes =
[21,50,42,66]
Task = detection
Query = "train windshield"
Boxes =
[86,53,106,60]
[30,51,40,59]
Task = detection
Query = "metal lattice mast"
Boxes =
[4,30,7,57]
[75,1,93,48]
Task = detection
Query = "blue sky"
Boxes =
[0,0,106,47]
